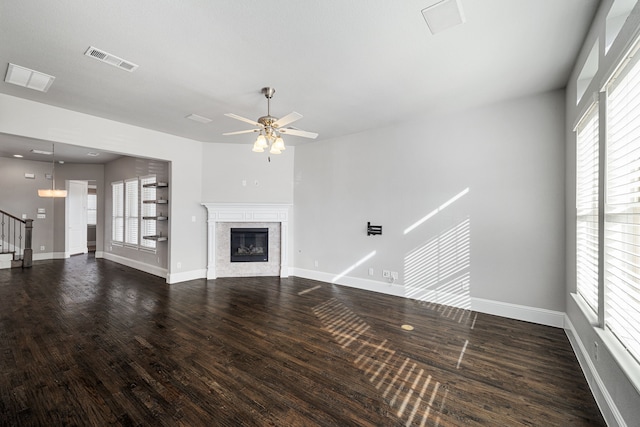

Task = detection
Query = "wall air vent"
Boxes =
[84,46,139,72]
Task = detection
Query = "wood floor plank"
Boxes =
[0,255,605,426]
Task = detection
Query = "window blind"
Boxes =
[125,179,139,245]
[87,193,97,226]
[112,182,124,242]
[606,48,640,363]
[576,105,599,314]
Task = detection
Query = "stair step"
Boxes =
[0,253,13,269]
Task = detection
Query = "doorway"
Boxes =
[65,180,88,256]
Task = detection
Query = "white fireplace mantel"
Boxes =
[201,203,291,279]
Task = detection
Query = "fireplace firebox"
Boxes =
[230,228,269,262]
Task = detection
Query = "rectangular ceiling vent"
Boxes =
[84,46,139,72]
[422,0,466,35]
[5,63,55,92]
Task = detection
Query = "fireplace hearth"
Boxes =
[230,228,269,262]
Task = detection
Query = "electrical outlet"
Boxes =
[383,270,390,278]
[177,262,182,269]
[391,271,398,280]
[40,246,45,251]
[314,260,319,268]
[368,268,374,276]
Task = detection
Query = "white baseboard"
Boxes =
[167,269,207,284]
[102,252,168,280]
[291,268,564,328]
[564,316,626,427]
[291,268,407,297]
[472,297,565,328]
[32,252,68,261]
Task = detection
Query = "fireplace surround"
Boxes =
[201,203,290,279]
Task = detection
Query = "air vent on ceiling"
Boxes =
[422,0,466,35]
[84,46,139,72]
[186,113,213,124]
[5,63,55,92]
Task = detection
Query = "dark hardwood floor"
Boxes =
[0,255,605,426]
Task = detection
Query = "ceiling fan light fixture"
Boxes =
[255,134,268,148]
[223,87,318,155]
[269,146,282,155]
[272,136,286,151]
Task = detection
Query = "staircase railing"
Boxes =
[0,210,33,268]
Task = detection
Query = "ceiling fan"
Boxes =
[223,87,318,154]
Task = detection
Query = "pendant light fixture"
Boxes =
[37,143,67,198]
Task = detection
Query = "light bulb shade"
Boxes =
[252,142,265,152]
[255,134,268,148]
[272,136,286,151]
[38,188,68,198]
[269,145,282,154]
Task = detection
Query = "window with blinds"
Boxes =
[576,105,599,314]
[605,46,640,363]
[87,193,97,226]
[112,182,124,242]
[124,179,139,246]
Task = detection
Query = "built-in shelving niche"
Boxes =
[142,181,169,243]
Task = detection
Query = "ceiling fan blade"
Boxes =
[279,128,318,139]
[224,113,261,127]
[223,129,260,136]
[273,112,302,128]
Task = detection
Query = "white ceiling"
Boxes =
[0,0,600,163]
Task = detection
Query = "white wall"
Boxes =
[293,90,566,325]
[201,142,294,204]
[0,157,55,258]
[565,1,640,426]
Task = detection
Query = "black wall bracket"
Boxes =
[367,222,382,236]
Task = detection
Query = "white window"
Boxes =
[576,104,599,314]
[87,192,97,226]
[112,182,124,243]
[605,46,640,363]
[124,178,139,246]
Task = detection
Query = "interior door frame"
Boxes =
[65,180,88,256]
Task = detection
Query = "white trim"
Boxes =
[102,252,167,279]
[291,267,407,297]
[0,253,12,269]
[471,297,565,328]
[291,268,564,328]
[167,269,207,284]
[565,315,626,427]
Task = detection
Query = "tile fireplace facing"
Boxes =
[216,222,280,277]
[201,203,290,279]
